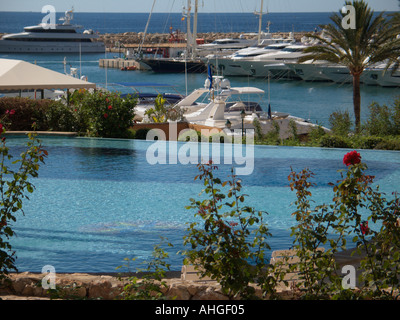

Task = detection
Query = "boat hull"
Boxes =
[0,40,105,53]
[141,58,206,73]
[207,58,252,76]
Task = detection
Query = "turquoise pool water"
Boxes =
[6,137,400,273]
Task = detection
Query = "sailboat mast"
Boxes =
[192,0,198,59]
[257,0,264,45]
[139,0,156,56]
[185,0,192,58]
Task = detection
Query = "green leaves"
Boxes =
[0,132,47,281]
[70,90,137,138]
[288,155,400,299]
[183,163,271,299]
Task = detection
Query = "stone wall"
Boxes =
[0,272,297,300]
[100,31,309,48]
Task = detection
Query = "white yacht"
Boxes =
[0,9,105,53]
[285,60,336,82]
[363,64,400,87]
[206,42,293,77]
[237,44,309,78]
[175,76,329,139]
[197,37,258,57]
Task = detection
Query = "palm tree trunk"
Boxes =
[352,73,361,133]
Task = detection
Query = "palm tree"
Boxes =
[299,0,400,132]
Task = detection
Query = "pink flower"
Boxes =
[9,109,15,115]
[343,151,361,166]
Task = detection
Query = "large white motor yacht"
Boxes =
[206,43,293,77]
[0,9,105,53]
[236,44,309,78]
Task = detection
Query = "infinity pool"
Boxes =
[6,137,400,273]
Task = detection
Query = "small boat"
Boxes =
[139,57,206,74]
[109,82,185,121]
[120,66,137,71]
[177,76,330,139]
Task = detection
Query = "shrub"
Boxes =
[69,90,137,138]
[43,100,76,132]
[0,130,47,280]
[353,136,384,149]
[183,162,272,299]
[134,128,151,140]
[0,97,52,131]
[286,151,400,299]
[363,97,400,136]
[144,94,185,123]
[307,124,327,143]
[363,102,394,136]
[319,135,352,148]
[374,137,400,151]
[329,110,353,136]
[117,238,172,300]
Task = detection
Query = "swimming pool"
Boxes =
[6,136,400,273]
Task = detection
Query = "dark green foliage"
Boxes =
[329,110,353,136]
[320,135,352,148]
[0,91,138,138]
[134,128,151,140]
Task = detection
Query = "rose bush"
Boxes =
[69,90,137,138]
[286,150,400,299]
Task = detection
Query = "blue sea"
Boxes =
[0,11,336,34]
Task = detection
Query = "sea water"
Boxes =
[0,11,336,34]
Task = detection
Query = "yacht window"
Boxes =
[282,47,304,52]
[264,45,286,50]
[24,28,77,33]
[236,52,263,58]
[7,38,92,42]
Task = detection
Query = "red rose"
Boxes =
[343,150,361,166]
[108,105,112,110]
[104,113,108,119]
[360,221,369,235]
